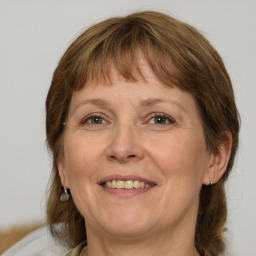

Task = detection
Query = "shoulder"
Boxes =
[65,242,86,256]
[2,226,69,256]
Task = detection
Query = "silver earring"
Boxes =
[210,181,214,187]
[60,187,70,202]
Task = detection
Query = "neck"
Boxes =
[84,222,200,256]
[83,198,201,256]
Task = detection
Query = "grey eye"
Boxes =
[154,116,169,124]
[90,116,104,124]
[149,114,174,125]
[81,115,107,125]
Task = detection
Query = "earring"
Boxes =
[210,181,214,187]
[60,187,70,202]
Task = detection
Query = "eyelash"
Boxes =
[80,114,107,125]
[148,113,175,125]
[79,113,175,126]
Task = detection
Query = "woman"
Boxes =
[45,11,239,256]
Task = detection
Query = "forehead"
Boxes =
[71,64,178,102]
[69,64,199,119]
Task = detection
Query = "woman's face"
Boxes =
[59,65,214,240]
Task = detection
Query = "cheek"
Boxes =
[142,133,209,223]
[62,135,104,214]
[147,133,209,187]
[63,134,102,184]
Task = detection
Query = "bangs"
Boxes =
[68,17,183,91]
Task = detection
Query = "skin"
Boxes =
[59,65,231,256]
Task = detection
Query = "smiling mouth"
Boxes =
[101,180,155,189]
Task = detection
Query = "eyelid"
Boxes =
[80,113,108,125]
[147,112,176,124]
[65,112,176,128]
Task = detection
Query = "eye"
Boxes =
[81,114,107,125]
[148,113,175,125]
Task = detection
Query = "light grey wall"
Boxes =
[0,1,255,255]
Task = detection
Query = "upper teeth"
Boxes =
[104,180,153,189]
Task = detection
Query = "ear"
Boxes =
[203,132,232,185]
[58,159,70,189]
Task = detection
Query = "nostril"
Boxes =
[109,154,136,162]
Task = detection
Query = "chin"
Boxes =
[103,222,153,239]
[98,210,157,238]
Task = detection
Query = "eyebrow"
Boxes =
[140,98,187,113]
[72,99,112,113]
[72,97,187,114]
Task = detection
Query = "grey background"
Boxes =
[0,0,255,255]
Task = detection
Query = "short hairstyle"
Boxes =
[46,11,240,256]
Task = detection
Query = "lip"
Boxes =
[98,174,157,198]
[101,187,155,197]
[98,174,156,186]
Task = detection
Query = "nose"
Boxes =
[106,123,144,163]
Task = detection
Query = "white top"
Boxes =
[3,227,230,256]
[2,226,69,256]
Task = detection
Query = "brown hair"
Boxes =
[46,11,240,256]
